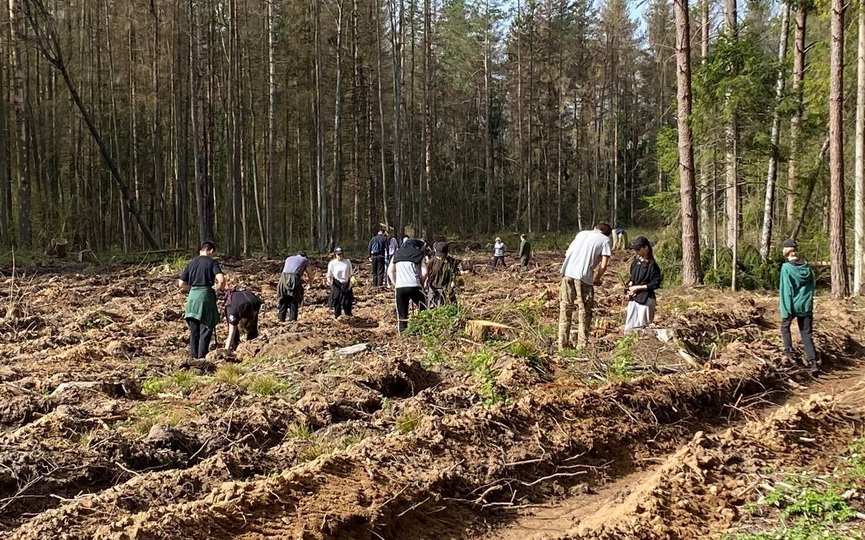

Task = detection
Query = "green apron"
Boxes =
[184,286,220,329]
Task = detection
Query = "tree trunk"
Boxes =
[151,0,165,246]
[698,0,710,246]
[314,0,327,251]
[787,8,806,227]
[830,0,850,298]
[759,3,790,261]
[190,0,213,244]
[675,0,703,286]
[0,2,10,246]
[9,0,30,248]
[724,0,738,251]
[332,0,344,246]
[265,0,276,257]
[856,0,865,295]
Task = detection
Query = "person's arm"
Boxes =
[224,323,237,350]
[214,273,226,291]
[326,261,334,286]
[347,260,353,287]
[388,258,397,284]
[420,260,429,285]
[305,265,314,287]
[594,256,611,286]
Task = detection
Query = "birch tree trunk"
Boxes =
[265,0,276,256]
[759,3,789,261]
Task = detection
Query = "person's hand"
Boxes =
[594,276,603,287]
[628,285,641,296]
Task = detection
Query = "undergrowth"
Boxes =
[406,304,467,346]
[726,436,865,540]
[608,335,637,382]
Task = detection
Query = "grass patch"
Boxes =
[124,404,196,436]
[287,422,314,440]
[141,370,210,397]
[396,411,422,434]
[297,442,334,463]
[215,363,244,386]
[244,375,290,396]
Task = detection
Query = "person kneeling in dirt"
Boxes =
[224,290,262,351]
[426,242,460,307]
[179,242,226,359]
[278,252,314,322]
[779,238,817,373]
[388,238,428,333]
[327,247,354,320]
[558,223,612,351]
[624,236,662,333]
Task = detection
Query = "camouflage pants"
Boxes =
[558,277,594,349]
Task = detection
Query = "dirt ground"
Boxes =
[0,248,862,539]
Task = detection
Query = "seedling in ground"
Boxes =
[468,348,506,405]
[608,335,637,382]
[287,422,314,440]
[396,411,422,434]
[244,375,290,396]
[406,305,467,346]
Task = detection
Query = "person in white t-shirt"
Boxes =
[327,248,354,319]
[558,223,612,350]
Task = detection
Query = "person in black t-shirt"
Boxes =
[179,242,226,358]
[223,290,262,351]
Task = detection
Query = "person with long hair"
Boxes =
[387,238,428,333]
[624,236,662,333]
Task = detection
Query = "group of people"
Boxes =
[180,224,819,372]
[556,223,817,372]
[489,234,533,269]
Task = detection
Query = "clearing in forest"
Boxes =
[0,249,862,539]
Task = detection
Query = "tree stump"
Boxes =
[465,320,512,342]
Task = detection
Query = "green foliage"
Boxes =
[215,363,244,386]
[245,376,290,396]
[609,335,637,382]
[508,339,539,361]
[702,244,783,291]
[287,422,314,440]
[396,411,422,434]
[406,305,468,346]
[468,348,506,404]
[142,370,208,397]
[124,404,196,436]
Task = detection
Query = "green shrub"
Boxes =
[406,305,467,346]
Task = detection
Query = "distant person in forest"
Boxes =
[492,237,507,269]
[612,227,628,250]
[388,238,428,333]
[385,232,399,288]
[779,239,818,373]
[426,242,461,307]
[327,247,354,320]
[368,229,388,287]
[624,236,662,333]
[224,289,262,351]
[519,234,532,269]
[277,252,314,322]
[179,242,226,359]
[558,223,612,351]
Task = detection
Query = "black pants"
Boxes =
[782,315,816,363]
[396,287,426,333]
[278,296,300,322]
[371,255,385,286]
[492,256,506,268]
[520,257,530,269]
[187,319,214,359]
[331,282,354,318]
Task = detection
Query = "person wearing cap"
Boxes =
[327,248,354,319]
[624,236,663,333]
[558,223,613,350]
[519,234,532,269]
[223,289,262,351]
[492,237,507,269]
[388,238,428,333]
[779,238,817,372]
[426,242,461,307]
[277,252,314,322]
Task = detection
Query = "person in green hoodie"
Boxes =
[779,238,817,372]
[179,242,226,359]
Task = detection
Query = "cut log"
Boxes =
[466,320,513,342]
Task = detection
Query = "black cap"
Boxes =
[630,236,651,250]
[434,242,449,254]
[781,238,797,249]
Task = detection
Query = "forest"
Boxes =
[0,0,863,294]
